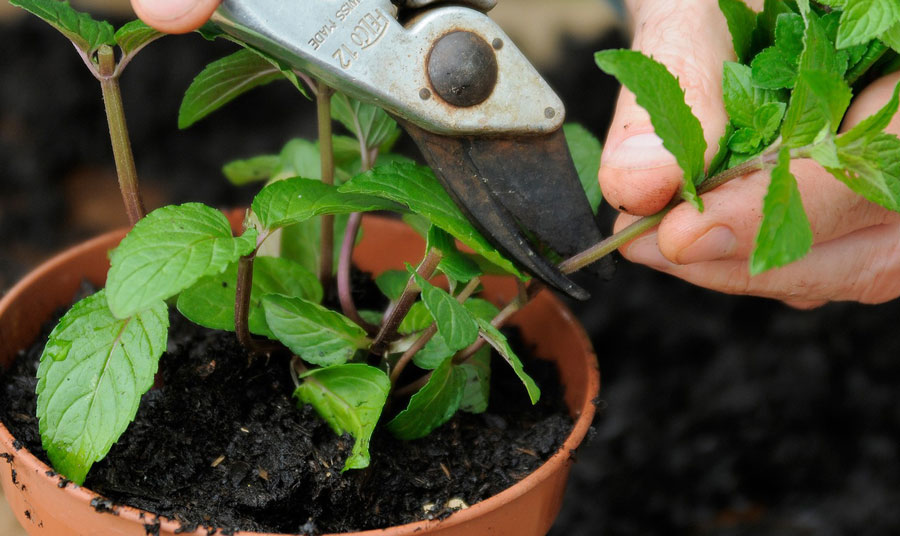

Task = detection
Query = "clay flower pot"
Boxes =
[0,215,599,536]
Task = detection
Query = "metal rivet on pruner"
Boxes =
[427,31,499,108]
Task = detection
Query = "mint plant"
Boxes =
[18,0,899,495]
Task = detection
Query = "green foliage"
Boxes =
[252,177,405,231]
[835,0,900,48]
[340,163,523,278]
[476,319,540,404]
[413,273,480,352]
[10,0,114,58]
[751,13,805,89]
[176,256,322,337]
[294,364,390,470]
[330,93,401,151]
[563,123,605,213]
[114,20,163,57]
[106,204,257,319]
[263,295,370,367]
[179,50,295,129]
[36,292,168,484]
[426,226,482,284]
[459,347,492,414]
[594,49,708,209]
[375,270,409,302]
[720,0,759,63]
[751,148,813,274]
[222,155,280,186]
[388,358,467,440]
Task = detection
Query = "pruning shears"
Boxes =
[211,0,613,300]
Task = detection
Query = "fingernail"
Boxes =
[624,232,672,270]
[676,226,737,264]
[135,0,197,21]
[602,133,677,170]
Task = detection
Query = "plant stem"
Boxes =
[338,212,378,334]
[235,254,256,350]
[371,249,443,356]
[390,277,481,385]
[317,80,336,288]
[560,147,780,275]
[97,45,145,225]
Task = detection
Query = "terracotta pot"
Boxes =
[0,215,599,536]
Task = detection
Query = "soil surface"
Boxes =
[0,305,572,535]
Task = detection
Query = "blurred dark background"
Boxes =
[3,2,900,535]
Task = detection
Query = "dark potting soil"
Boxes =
[0,303,573,535]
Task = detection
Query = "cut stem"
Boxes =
[317,80,336,288]
[97,45,145,225]
[560,147,780,275]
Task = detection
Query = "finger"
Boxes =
[131,0,220,34]
[598,0,734,216]
[654,160,900,264]
[620,222,900,304]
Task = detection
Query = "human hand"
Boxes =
[130,0,220,34]
[598,0,900,307]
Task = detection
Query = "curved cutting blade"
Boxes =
[401,121,614,300]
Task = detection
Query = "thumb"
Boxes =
[131,0,220,34]
[599,0,734,216]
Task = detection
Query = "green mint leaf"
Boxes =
[883,21,900,52]
[459,347,491,414]
[728,128,764,153]
[10,0,115,58]
[798,10,848,75]
[263,294,370,366]
[723,62,784,130]
[107,204,257,319]
[752,0,795,52]
[781,70,852,148]
[176,256,323,338]
[331,92,400,150]
[463,298,501,323]
[340,163,523,277]
[837,80,900,146]
[750,148,813,274]
[294,364,390,471]
[114,20,163,57]
[719,0,759,63]
[412,333,454,370]
[751,13,806,89]
[475,318,540,404]
[708,123,737,177]
[563,123,604,213]
[179,49,295,129]
[280,214,349,276]
[375,270,409,302]
[398,301,433,335]
[36,291,167,484]
[754,101,788,141]
[818,0,848,7]
[222,155,280,186]
[836,0,900,49]
[829,133,900,211]
[387,357,466,440]
[252,177,405,231]
[412,273,479,352]
[594,49,707,209]
[273,139,322,181]
[427,226,482,284]
[808,135,842,168]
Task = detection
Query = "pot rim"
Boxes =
[0,222,599,536]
